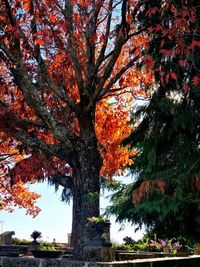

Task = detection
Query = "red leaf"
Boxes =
[150,7,159,15]
[119,78,124,87]
[160,49,173,56]
[171,4,176,13]
[179,60,186,67]
[165,73,170,83]
[192,76,200,87]
[191,40,200,47]
[183,83,189,92]
[145,56,154,69]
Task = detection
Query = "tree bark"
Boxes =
[70,111,103,260]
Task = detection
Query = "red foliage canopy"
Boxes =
[0,0,153,216]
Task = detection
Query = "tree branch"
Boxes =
[14,129,68,160]
[3,0,20,51]
[0,41,75,153]
[27,4,78,114]
[20,119,46,129]
[95,0,113,72]
[84,2,102,90]
[98,55,139,99]
[63,0,84,92]
[49,173,73,189]
[9,65,74,151]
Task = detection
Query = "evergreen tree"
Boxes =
[109,0,200,241]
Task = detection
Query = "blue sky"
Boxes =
[0,180,144,244]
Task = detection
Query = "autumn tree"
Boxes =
[108,0,200,241]
[0,0,153,259]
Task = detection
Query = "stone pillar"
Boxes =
[84,220,114,261]
[27,241,40,255]
[67,233,72,247]
[83,246,115,262]
[0,231,15,245]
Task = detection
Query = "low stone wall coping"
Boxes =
[96,255,200,265]
[0,255,199,267]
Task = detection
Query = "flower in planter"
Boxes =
[149,239,162,251]
[149,238,181,253]
[171,240,181,250]
[159,239,171,248]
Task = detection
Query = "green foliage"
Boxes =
[12,238,30,245]
[123,236,136,245]
[112,236,151,252]
[108,0,200,242]
[132,237,150,252]
[39,241,64,248]
[112,243,134,251]
[39,246,57,251]
[12,237,65,250]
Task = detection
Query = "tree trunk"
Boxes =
[71,111,103,260]
[71,152,102,260]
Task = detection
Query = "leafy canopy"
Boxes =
[0,0,153,215]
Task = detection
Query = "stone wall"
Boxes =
[0,255,200,267]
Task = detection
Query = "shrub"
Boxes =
[12,238,30,245]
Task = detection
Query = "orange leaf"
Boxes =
[37,38,44,46]
[50,14,56,23]
[171,72,177,80]
[133,180,166,206]
[24,0,31,12]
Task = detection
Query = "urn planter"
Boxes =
[86,221,112,247]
